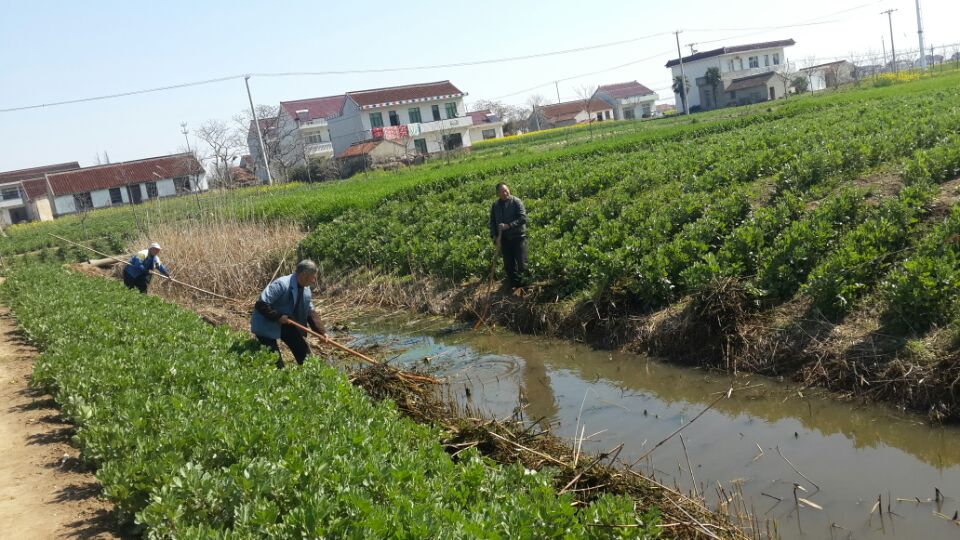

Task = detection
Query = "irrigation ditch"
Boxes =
[66,224,960,539]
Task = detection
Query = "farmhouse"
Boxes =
[527,99,615,131]
[0,162,80,225]
[666,39,795,112]
[798,60,857,92]
[43,153,205,216]
[596,81,659,120]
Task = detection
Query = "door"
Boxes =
[769,86,776,100]
[9,207,29,224]
[128,185,143,204]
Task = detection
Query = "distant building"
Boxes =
[0,162,80,225]
[596,81,659,120]
[527,99,615,131]
[665,39,796,112]
[249,80,504,179]
[799,60,856,91]
[43,153,205,217]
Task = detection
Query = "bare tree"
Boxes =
[235,105,302,183]
[575,84,600,140]
[195,119,243,190]
[526,93,546,131]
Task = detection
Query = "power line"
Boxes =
[0,75,245,113]
[0,31,671,114]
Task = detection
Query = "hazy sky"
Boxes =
[1,0,957,171]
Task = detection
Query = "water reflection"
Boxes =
[348,315,960,540]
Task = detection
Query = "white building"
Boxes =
[666,39,795,112]
[798,60,857,92]
[329,80,503,157]
[0,162,79,225]
[597,81,659,120]
[44,153,205,216]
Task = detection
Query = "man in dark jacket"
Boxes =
[250,259,325,368]
[489,182,528,289]
[123,242,169,293]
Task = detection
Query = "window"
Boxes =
[146,182,158,199]
[414,138,428,154]
[596,112,604,121]
[442,133,463,151]
[764,54,770,67]
[408,107,422,123]
[73,192,93,211]
[109,187,123,205]
[737,58,743,70]
[727,59,735,72]
[388,110,400,126]
[604,110,612,120]
[306,133,324,144]
[749,56,759,69]
[431,105,441,121]
[481,129,496,140]
[173,177,192,195]
[444,102,457,118]
[1,187,20,201]
[369,112,384,128]
[623,108,635,120]
[773,53,781,65]
[729,91,736,100]
[642,104,652,117]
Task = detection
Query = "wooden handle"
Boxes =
[286,320,378,365]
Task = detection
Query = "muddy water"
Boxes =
[347,314,960,540]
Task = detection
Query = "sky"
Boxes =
[1,0,958,171]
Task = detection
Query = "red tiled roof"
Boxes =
[45,153,204,197]
[665,39,795,68]
[21,178,50,200]
[347,81,464,109]
[539,99,612,121]
[598,81,655,99]
[280,95,346,121]
[468,109,496,124]
[338,141,380,158]
[0,162,80,184]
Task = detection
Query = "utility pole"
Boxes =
[555,81,561,104]
[674,30,690,115]
[244,75,274,186]
[180,122,191,152]
[881,9,898,73]
[881,34,887,68]
[915,0,926,70]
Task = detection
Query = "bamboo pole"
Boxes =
[49,233,238,302]
[474,230,503,330]
[285,319,378,365]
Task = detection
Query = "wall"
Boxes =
[329,98,364,156]
[34,198,53,221]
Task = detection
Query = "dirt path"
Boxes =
[0,305,125,539]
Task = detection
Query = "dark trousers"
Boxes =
[501,236,528,288]
[256,325,311,368]
[123,274,150,294]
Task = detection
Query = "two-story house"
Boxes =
[666,39,796,112]
[596,81,659,120]
[0,162,80,225]
[329,80,502,156]
[247,95,346,182]
[44,153,205,216]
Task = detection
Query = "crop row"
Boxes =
[1,265,659,538]
[300,79,960,317]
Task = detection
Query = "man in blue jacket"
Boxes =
[251,259,325,368]
[123,242,169,294]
